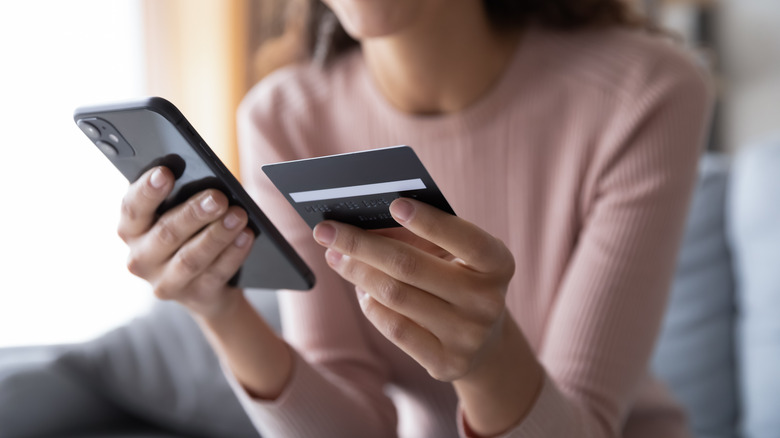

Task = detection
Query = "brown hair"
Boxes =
[310,0,651,62]
[251,0,652,78]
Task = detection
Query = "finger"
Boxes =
[371,227,451,259]
[193,227,255,293]
[325,248,460,336]
[118,166,174,241]
[133,190,230,269]
[389,198,514,274]
[153,206,248,299]
[357,293,451,379]
[314,222,473,302]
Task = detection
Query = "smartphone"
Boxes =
[73,97,315,291]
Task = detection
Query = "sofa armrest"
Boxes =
[651,153,739,438]
[0,346,140,438]
[728,139,780,438]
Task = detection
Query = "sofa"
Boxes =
[1,141,778,438]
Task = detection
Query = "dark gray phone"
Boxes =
[73,97,315,291]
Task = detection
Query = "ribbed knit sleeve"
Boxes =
[226,73,401,438]
[457,42,712,437]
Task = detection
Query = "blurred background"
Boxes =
[0,0,777,348]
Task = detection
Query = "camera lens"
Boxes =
[77,120,101,140]
[95,140,118,157]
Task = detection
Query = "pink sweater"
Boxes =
[227,25,711,438]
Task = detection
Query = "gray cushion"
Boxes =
[61,434,183,438]
[0,345,67,373]
[651,153,739,438]
[56,291,281,438]
[58,429,185,438]
[0,358,135,438]
[727,140,780,438]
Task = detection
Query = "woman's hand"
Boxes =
[313,198,542,434]
[117,166,255,319]
[312,197,516,381]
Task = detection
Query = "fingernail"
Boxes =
[234,230,251,247]
[150,168,166,189]
[390,199,415,223]
[313,223,336,246]
[201,194,218,213]
[325,248,343,266]
[223,212,241,229]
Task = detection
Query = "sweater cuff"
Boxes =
[217,346,329,437]
[458,373,576,438]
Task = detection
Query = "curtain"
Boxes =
[142,0,251,177]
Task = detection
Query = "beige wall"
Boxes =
[720,0,780,150]
[661,0,780,151]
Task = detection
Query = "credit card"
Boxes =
[262,145,455,229]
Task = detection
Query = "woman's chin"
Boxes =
[338,16,407,40]
[325,0,423,40]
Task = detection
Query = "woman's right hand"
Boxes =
[117,166,255,319]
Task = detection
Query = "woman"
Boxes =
[118,0,711,436]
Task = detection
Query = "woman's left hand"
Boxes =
[312,197,516,382]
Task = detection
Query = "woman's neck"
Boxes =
[361,3,521,115]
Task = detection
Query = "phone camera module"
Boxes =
[77,120,101,140]
[76,117,135,158]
